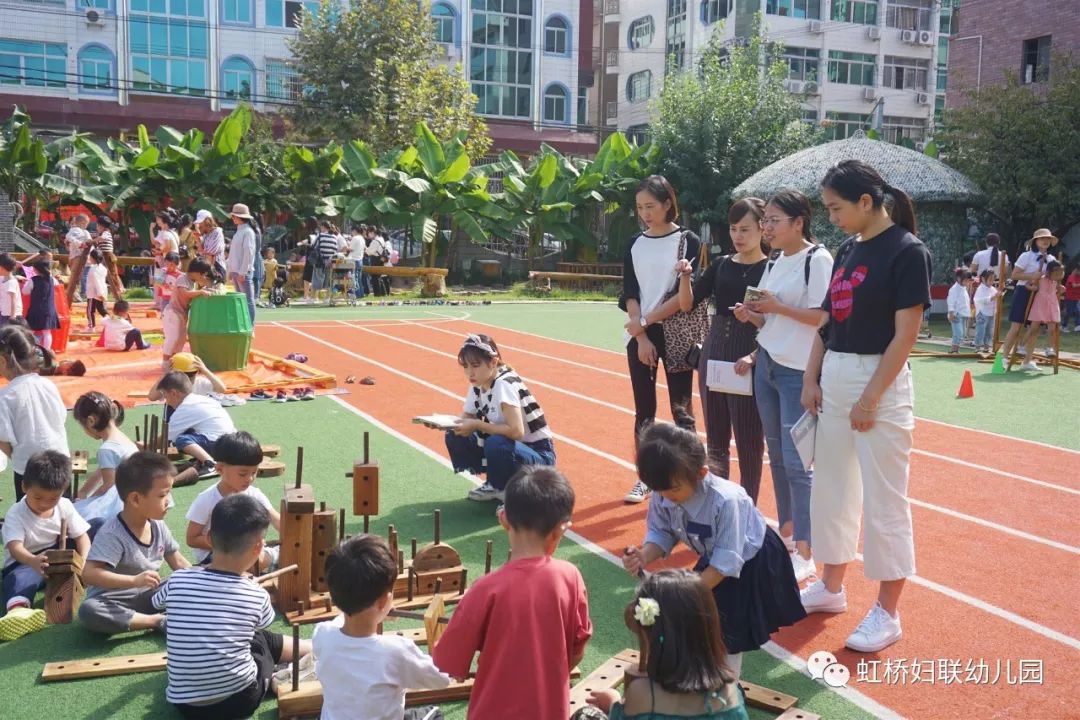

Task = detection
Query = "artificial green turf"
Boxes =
[0,399,873,720]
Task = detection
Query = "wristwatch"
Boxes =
[639,315,648,328]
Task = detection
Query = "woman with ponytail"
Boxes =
[970,232,1009,278]
[799,160,931,653]
[73,392,139,527]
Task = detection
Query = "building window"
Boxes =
[130,0,208,95]
[221,56,254,100]
[78,44,114,93]
[0,40,66,88]
[577,85,587,126]
[882,115,927,144]
[766,0,820,20]
[830,0,877,25]
[934,95,945,125]
[221,0,251,24]
[626,70,651,103]
[266,59,300,101]
[936,64,946,90]
[666,0,687,71]
[470,0,534,119]
[627,124,649,144]
[1022,36,1051,84]
[79,0,112,10]
[266,0,319,28]
[432,3,456,45]
[544,16,569,55]
[782,46,819,81]
[700,0,731,25]
[801,107,818,122]
[883,55,929,91]
[543,84,569,123]
[628,16,654,49]
[885,0,932,31]
[824,111,867,140]
[827,50,876,86]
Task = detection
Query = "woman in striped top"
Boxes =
[446,334,556,503]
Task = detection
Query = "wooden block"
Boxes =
[45,549,77,564]
[285,590,464,626]
[277,499,315,614]
[262,444,281,458]
[310,508,337,593]
[71,451,89,475]
[258,460,286,478]
[739,681,798,714]
[277,679,478,720]
[393,566,464,598]
[567,649,640,715]
[45,571,84,625]
[45,551,84,574]
[351,462,379,516]
[423,594,446,648]
[775,708,821,720]
[41,652,168,682]
[284,484,315,514]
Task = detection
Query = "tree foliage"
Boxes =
[938,59,1080,243]
[650,16,821,226]
[287,0,490,158]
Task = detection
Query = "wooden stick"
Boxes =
[433,509,441,545]
[142,415,149,450]
[161,420,169,454]
[433,577,442,594]
[407,567,415,601]
[484,540,493,575]
[320,501,326,512]
[291,624,300,692]
[363,515,369,533]
[255,564,299,586]
[410,538,417,559]
[338,508,346,541]
[388,608,449,624]
[149,415,159,453]
[135,425,141,445]
[363,432,369,465]
[295,446,304,490]
[58,519,69,550]
[458,567,467,592]
[398,550,404,575]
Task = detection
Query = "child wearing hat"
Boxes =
[1001,229,1058,372]
[149,353,225,402]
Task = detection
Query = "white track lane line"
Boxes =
[274,321,1080,652]
[324,393,907,720]
[412,317,1080,496]
[339,321,1080,556]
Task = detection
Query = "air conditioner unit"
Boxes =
[804,81,820,95]
[808,20,823,33]
[85,9,104,24]
[863,86,878,101]
[917,92,930,104]
[918,30,934,45]
[901,29,918,44]
[867,26,881,40]
[605,49,619,67]
[915,141,928,152]
[604,0,619,15]
[783,79,806,93]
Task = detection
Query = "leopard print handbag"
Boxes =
[661,232,711,374]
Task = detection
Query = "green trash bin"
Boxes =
[187,293,253,372]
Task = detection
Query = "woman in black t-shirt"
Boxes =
[799,160,931,655]
[675,198,768,503]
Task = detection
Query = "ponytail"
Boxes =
[822,159,918,236]
[882,183,917,236]
[73,391,124,432]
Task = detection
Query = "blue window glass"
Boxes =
[79,45,114,92]
[0,40,66,88]
[130,0,208,96]
[221,56,254,99]
[222,0,251,23]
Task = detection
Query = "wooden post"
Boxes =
[991,250,1007,352]
[338,508,346,542]
[484,540,493,575]
[410,538,417,559]
[310,506,337,593]
[149,415,159,454]
[291,624,300,692]
[433,510,441,545]
[142,415,149,451]
[350,432,380,516]
[44,521,83,625]
[277,498,314,614]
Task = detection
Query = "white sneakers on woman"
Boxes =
[800,581,903,652]
[791,552,817,583]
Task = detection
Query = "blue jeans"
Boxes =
[754,348,813,544]
[444,433,556,491]
[974,312,994,347]
[233,271,256,324]
[1064,300,1080,330]
[175,432,216,458]
[352,260,365,298]
[950,316,968,347]
[2,537,77,612]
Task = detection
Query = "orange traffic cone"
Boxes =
[957,370,974,399]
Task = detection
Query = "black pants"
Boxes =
[174,630,283,720]
[124,328,150,351]
[87,298,107,328]
[627,324,696,446]
[14,471,23,502]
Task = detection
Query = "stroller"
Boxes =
[268,269,289,308]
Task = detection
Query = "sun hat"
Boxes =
[194,209,213,224]
[229,203,253,219]
[170,352,199,373]
[1028,228,1058,247]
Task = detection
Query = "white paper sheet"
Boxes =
[706,360,753,396]
[790,410,817,472]
[412,414,462,431]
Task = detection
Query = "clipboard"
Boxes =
[705,360,753,396]
[412,414,462,431]
[790,410,817,472]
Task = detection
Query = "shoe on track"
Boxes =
[800,579,847,614]
[623,480,650,504]
[845,602,902,653]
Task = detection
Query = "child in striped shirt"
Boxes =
[445,333,556,504]
[153,494,311,719]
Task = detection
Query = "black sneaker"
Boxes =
[196,460,219,478]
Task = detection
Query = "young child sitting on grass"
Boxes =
[313,534,450,720]
[79,452,190,635]
[153,494,312,720]
[185,430,279,569]
[160,370,237,475]
[0,451,91,639]
[432,466,592,717]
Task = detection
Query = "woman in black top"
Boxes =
[620,176,701,504]
[676,198,768,503]
[799,159,931,654]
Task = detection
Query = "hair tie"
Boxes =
[462,334,497,357]
[633,597,660,626]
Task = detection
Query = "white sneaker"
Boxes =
[780,535,796,553]
[1044,347,1056,357]
[467,482,503,502]
[623,480,650,504]
[791,552,817,583]
[845,602,902,653]
[800,580,847,614]
[1019,361,1042,372]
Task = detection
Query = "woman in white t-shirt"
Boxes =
[738,190,833,582]
[347,229,367,300]
[969,233,1009,277]
[620,175,701,504]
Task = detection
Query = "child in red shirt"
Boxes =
[1064,266,1080,333]
[433,467,592,719]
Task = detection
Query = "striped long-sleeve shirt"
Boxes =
[152,567,275,705]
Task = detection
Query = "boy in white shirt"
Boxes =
[972,270,999,353]
[0,254,23,323]
[85,249,109,331]
[100,300,151,351]
[946,268,974,353]
[159,371,236,475]
[313,534,450,720]
[66,214,92,301]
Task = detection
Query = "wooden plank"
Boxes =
[423,594,446,648]
[567,649,639,716]
[277,499,315,614]
[775,708,821,720]
[393,566,464,597]
[42,652,168,682]
[310,508,337,593]
[277,678,473,720]
[739,681,798,714]
[284,484,315,514]
[285,591,463,626]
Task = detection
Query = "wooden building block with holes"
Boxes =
[350,460,379,516]
[285,590,464,626]
[567,649,640,717]
[276,499,314,614]
[775,708,821,720]
[41,652,168,682]
[44,571,84,625]
[310,507,337,593]
[71,450,88,475]
[284,483,315,514]
[738,681,798,713]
